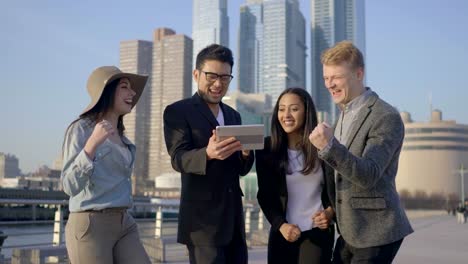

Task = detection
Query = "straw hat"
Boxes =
[82,66,148,114]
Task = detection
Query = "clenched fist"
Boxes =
[279,223,301,242]
[312,206,334,229]
[309,122,334,150]
[84,119,115,159]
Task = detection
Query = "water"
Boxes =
[0,220,176,261]
[1,224,55,260]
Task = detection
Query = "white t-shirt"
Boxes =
[216,107,225,126]
[285,149,324,231]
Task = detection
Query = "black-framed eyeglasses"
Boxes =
[200,70,233,84]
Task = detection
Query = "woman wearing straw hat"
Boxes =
[61,66,151,263]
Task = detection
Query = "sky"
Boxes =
[2,0,468,173]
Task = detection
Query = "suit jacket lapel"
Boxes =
[345,92,379,149]
[192,93,219,128]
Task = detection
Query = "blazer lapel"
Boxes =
[192,93,219,128]
[345,92,379,149]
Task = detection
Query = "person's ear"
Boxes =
[355,67,364,81]
[193,69,199,83]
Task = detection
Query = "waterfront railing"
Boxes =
[0,198,268,263]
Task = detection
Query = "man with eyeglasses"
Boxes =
[163,44,254,264]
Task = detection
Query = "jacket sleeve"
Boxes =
[256,142,286,231]
[238,151,254,176]
[319,112,404,189]
[237,112,254,176]
[321,163,336,210]
[321,168,332,209]
[61,121,94,197]
[163,104,207,175]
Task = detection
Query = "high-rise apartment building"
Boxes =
[238,0,264,94]
[149,28,193,186]
[192,0,229,93]
[0,153,20,179]
[310,0,365,123]
[239,0,306,106]
[120,40,153,195]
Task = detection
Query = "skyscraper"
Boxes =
[238,0,264,94]
[119,40,152,195]
[192,0,229,93]
[149,28,193,185]
[0,153,20,179]
[310,0,365,123]
[239,0,306,106]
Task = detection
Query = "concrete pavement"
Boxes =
[394,214,468,264]
[153,212,468,263]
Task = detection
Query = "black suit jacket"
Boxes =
[163,93,254,246]
[255,137,334,232]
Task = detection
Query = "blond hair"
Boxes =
[321,41,364,69]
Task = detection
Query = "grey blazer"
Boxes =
[320,91,413,248]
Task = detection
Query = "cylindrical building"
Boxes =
[397,110,468,199]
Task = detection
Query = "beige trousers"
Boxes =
[65,210,151,264]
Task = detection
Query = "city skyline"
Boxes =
[119,39,153,194]
[149,28,193,184]
[238,0,306,106]
[238,0,264,94]
[310,0,366,123]
[192,0,229,93]
[2,0,468,172]
[118,28,194,193]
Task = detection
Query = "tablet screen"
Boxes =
[216,124,264,150]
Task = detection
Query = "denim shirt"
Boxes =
[61,118,135,212]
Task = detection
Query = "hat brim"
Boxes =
[82,73,148,114]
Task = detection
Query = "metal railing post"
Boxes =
[53,205,63,246]
[258,209,264,231]
[245,207,251,234]
[155,206,162,238]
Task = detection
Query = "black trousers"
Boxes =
[332,236,403,264]
[186,193,247,264]
[268,227,334,264]
[186,228,247,264]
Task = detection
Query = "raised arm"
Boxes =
[319,112,404,189]
[61,121,94,197]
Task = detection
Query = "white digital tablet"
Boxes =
[216,124,265,150]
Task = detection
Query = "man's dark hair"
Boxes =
[195,44,234,71]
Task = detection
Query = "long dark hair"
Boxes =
[62,78,125,153]
[270,87,319,175]
[77,78,125,136]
